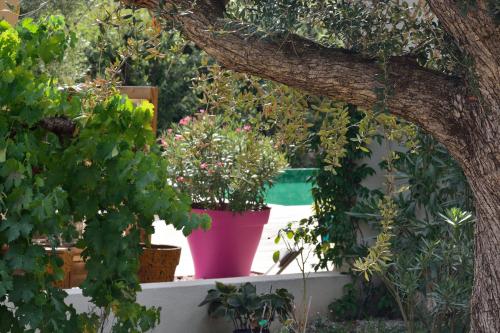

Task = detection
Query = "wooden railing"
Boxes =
[0,0,19,26]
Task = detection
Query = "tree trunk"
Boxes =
[419,121,500,333]
[457,112,500,332]
[469,178,500,332]
[429,2,500,330]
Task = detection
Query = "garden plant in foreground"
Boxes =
[199,282,295,333]
[0,17,206,332]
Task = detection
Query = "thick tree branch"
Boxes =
[39,116,76,138]
[125,0,470,151]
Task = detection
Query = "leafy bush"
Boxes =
[282,117,472,330]
[328,280,400,322]
[82,2,203,129]
[308,107,378,269]
[352,132,474,332]
[0,17,205,332]
[328,283,362,321]
[199,282,294,332]
[354,207,473,332]
[160,112,287,212]
[309,317,406,333]
[21,0,203,129]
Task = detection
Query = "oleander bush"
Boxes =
[160,111,287,212]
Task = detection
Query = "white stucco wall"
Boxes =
[356,140,409,248]
[65,272,350,333]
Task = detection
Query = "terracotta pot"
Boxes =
[48,244,181,287]
[4,240,179,287]
[2,244,82,284]
[138,244,181,283]
[188,208,270,279]
[48,244,181,286]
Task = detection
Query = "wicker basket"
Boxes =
[138,244,181,283]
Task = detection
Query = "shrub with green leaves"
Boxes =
[0,17,206,332]
[20,0,204,129]
[351,133,474,332]
[159,112,287,212]
[199,282,294,332]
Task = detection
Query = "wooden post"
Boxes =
[118,86,159,133]
[0,0,20,26]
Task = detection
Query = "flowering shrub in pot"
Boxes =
[160,112,287,278]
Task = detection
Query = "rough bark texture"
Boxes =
[39,116,76,137]
[466,167,500,332]
[429,0,500,112]
[124,0,500,331]
[427,2,500,331]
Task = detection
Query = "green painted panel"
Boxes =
[264,168,318,206]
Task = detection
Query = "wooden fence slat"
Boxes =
[0,0,20,25]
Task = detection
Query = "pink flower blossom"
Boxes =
[179,116,192,126]
[243,125,252,131]
[236,128,242,133]
[167,128,173,134]
[208,169,215,175]
[200,163,208,169]
[216,162,224,167]
[176,176,186,183]
[159,137,167,147]
[199,109,206,114]
[175,134,183,141]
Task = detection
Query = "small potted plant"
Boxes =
[160,112,287,278]
[199,282,295,333]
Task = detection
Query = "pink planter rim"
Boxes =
[191,207,271,227]
[191,206,271,213]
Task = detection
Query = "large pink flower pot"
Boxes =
[188,208,271,279]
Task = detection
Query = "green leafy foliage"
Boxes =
[199,282,294,332]
[0,17,202,332]
[20,0,203,129]
[270,108,397,272]
[160,111,287,212]
[227,0,468,76]
[82,1,203,129]
[351,131,473,332]
[307,108,380,269]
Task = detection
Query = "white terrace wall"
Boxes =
[66,272,350,333]
[355,140,408,248]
